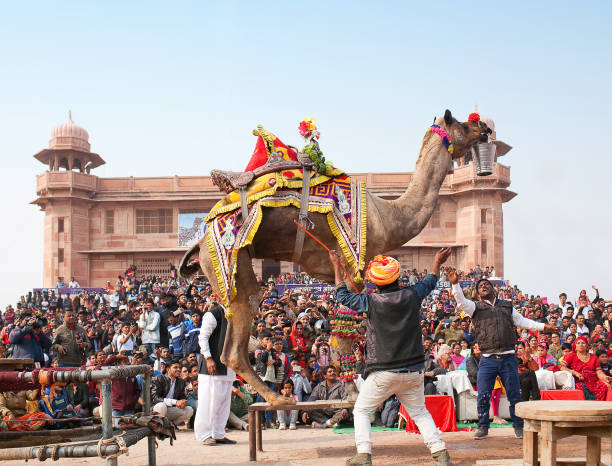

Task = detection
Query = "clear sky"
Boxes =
[1,2,611,307]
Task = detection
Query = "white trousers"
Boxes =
[152,403,194,425]
[354,370,446,454]
[194,373,233,441]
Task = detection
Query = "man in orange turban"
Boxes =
[365,255,401,286]
[330,248,452,466]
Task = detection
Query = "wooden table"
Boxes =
[515,400,612,466]
[247,400,354,462]
[0,358,34,370]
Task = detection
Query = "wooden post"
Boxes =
[540,421,557,466]
[256,411,262,452]
[248,410,256,462]
[586,436,601,466]
[523,430,538,466]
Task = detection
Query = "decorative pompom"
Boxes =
[468,112,480,123]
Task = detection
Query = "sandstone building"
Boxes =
[32,115,516,287]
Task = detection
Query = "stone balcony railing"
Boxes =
[36,171,98,194]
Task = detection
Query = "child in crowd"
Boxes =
[276,379,299,430]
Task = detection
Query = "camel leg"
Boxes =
[220,248,293,406]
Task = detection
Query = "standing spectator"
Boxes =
[9,316,51,364]
[184,310,202,356]
[68,277,80,288]
[194,302,236,445]
[138,299,161,353]
[167,313,186,357]
[52,309,91,367]
[289,360,312,401]
[113,323,137,356]
[548,332,563,360]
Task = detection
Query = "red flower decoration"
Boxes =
[468,112,480,122]
[283,171,295,179]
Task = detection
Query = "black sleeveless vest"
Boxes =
[471,299,516,354]
[198,305,228,376]
[363,287,424,378]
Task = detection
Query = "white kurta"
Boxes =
[193,311,236,442]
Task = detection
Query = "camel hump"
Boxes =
[179,242,202,280]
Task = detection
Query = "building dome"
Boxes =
[49,111,91,152]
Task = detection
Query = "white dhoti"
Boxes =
[194,371,234,442]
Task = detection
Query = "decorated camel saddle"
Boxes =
[203,119,367,306]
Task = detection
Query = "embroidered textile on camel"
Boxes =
[205,172,367,306]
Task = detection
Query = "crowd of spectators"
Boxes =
[0,264,610,434]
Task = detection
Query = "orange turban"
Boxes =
[366,255,400,286]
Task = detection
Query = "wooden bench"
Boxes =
[515,400,612,466]
[247,400,354,462]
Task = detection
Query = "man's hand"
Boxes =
[447,270,459,285]
[57,345,67,355]
[205,357,217,375]
[176,399,187,409]
[329,250,340,267]
[433,248,451,276]
[543,324,560,333]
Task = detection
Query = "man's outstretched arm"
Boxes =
[329,250,368,313]
[411,248,451,300]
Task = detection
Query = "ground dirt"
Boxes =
[2,426,609,465]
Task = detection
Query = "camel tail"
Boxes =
[179,242,202,280]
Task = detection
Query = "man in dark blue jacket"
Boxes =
[9,315,52,364]
[332,248,451,466]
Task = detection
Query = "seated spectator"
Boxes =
[516,342,541,401]
[289,361,312,401]
[561,336,611,400]
[185,376,198,429]
[465,343,481,386]
[424,344,456,395]
[276,379,299,430]
[533,344,558,369]
[459,339,471,359]
[451,342,465,367]
[9,315,52,364]
[39,382,77,427]
[66,381,90,418]
[93,354,140,426]
[548,332,563,360]
[302,366,349,428]
[228,380,252,431]
[597,350,611,377]
[433,317,465,343]
[151,360,194,426]
[0,389,49,431]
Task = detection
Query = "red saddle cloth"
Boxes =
[400,395,459,433]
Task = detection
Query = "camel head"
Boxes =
[436,109,491,159]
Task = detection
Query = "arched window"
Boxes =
[59,158,69,171]
[72,158,82,172]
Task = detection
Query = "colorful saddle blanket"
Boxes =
[204,170,367,306]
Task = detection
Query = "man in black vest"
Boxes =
[332,248,452,466]
[449,271,558,440]
[194,303,237,446]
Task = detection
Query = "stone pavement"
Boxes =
[1,426,609,465]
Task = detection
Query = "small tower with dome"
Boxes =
[33,112,105,173]
[31,113,103,287]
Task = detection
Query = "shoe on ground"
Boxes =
[514,426,523,439]
[279,424,287,430]
[473,426,489,439]
[345,452,372,466]
[311,421,327,428]
[201,437,216,446]
[432,449,451,466]
[289,424,296,430]
[493,416,508,425]
[215,437,237,444]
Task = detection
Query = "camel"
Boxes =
[180,109,491,405]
